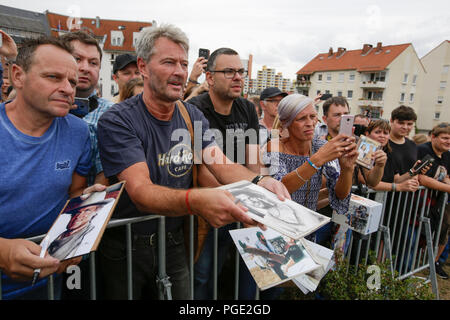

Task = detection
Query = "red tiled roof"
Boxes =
[296,43,411,75]
[46,12,152,53]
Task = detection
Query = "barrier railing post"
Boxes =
[89,252,96,300]
[47,274,54,300]
[398,192,414,275]
[421,216,439,300]
[126,223,133,300]
[189,215,194,300]
[234,222,241,300]
[157,217,172,300]
[379,226,394,276]
[213,227,218,300]
[410,189,428,272]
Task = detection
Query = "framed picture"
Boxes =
[355,135,381,170]
[42,181,125,261]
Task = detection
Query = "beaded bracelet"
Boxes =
[306,158,320,171]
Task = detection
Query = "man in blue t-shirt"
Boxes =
[0,37,94,299]
[97,24,289,300]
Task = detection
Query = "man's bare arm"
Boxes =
[418,174,450,193]
[117,161,256,228]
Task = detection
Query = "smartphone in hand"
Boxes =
[411,154,435,175]
[319,93,332,100]
[339,115,354,136]
[199,48,210,59]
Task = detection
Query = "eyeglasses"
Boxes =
[210,68,247,79]
[437,123,449,128]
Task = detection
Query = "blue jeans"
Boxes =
[194,224,235,300]
[98,226,190,300]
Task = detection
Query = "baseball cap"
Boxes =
[260,87,288,101]
[113,54,137,74]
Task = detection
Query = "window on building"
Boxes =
[112,38,116,46]
[349,73,355,81]
[434,112,440,120]
[440,81,447,89]
[437,96,444,104]
[318,74,323,81]
[400,93,405,102]
[338,73,344,83]
[403,73,408,83]
[326,73,332,82]
[337,91,343,97]
[325,90,330,94]
[410,93,414,102]
[347,90,353,99]
[443,65,449,74]
[412,75,417,85]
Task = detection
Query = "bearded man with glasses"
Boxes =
[188,48,267,299]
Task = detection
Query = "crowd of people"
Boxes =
[0,23,448,300]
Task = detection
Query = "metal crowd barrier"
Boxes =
[0,186,446,300]
[344,186,447,299]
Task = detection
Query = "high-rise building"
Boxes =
[254,65,293,95]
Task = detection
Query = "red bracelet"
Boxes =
[185,189,194,215]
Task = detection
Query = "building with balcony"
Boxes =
[46,11,153,100]
[296,42,426,126]
[419,40,450,132]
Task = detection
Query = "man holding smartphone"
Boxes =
[417,123,450,279]
[320,96,350,141]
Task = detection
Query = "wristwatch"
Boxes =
[251,175,266,185]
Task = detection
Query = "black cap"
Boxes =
[260,87,288,101]
[113,54,137,74]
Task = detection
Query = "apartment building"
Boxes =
[254,65,294,95]
[419,40,450,132]
[46,12,153,100]
[0,5,52,81]
[296,43,426,127]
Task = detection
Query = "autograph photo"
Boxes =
[221,181,330,239]
[44,182,125,261]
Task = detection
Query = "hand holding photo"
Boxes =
[220,180,330,239]
[355,135,381,169]
[43,182,125,261]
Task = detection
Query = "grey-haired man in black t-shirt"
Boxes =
[97,25,289,300]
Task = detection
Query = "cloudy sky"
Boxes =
[2,0,449,81]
